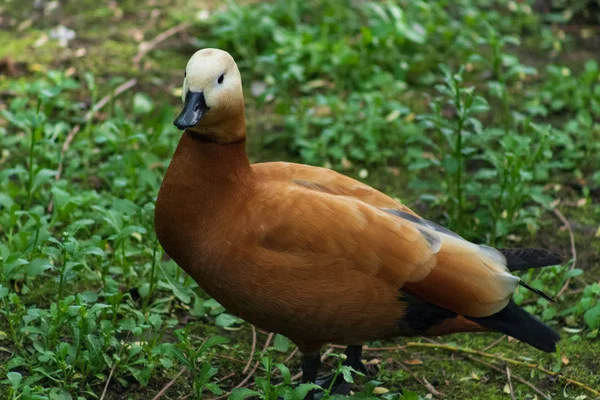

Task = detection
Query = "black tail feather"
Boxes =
[500,248,563,271]
[467,301,560,353]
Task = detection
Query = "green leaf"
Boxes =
[165,345,190,368]
[159,357,173,369]
[341,366,355,383]
[292,383,320,400]
[7,371,22,387]
[133,92,154,115]
[0,285,9,299]
[275,362,291,385]
[215,313,243,327]
[399,390,423,400]
[202,335,230,350]
[32,169,57,192]
[80,291,98,303]
[584,303,600,329]
[273,334,290,352]
[564,269,583,279]
[229,387,262,400]
[442,155,459,175]
[27,259,52,277]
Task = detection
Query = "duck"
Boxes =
[155,48,562,398]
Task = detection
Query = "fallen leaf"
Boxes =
[341,157,352,170]
[404,359,423,365]
[561,355,570,365]
[74,47,87,58]
[386,110,401,122]
[503,383,511,394]
[372,387,389,395]
[312,105,332,117]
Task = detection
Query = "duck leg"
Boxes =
[309,345,366,398]
[301,352,321,400]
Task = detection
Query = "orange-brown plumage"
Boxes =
[156,48,560,395]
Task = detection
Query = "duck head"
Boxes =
[174,48,245,142]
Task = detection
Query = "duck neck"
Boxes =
[172,129,251,184]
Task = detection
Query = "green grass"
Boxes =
[1,0,600,399]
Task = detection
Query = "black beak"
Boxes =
[174,91,210,130]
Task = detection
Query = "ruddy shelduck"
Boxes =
[155,48,561,398]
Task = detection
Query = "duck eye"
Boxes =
[217,73,224,84]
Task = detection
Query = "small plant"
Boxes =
[418,65,489,235]
[230,348,320,400]
[166,329,229,399]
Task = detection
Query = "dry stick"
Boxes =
[506,366,516,400]
[215,372,236,384]
[213,353,247,365]
[398,361,444,398]
[133,21,192,64]
[48,78,137,213]
[84,78,138,121]
[47,125,80,212]
[329,344,406,352]
[99,357,118,400]
[405,342,600,397]
[467,356,550,400]
[243,325,257,374]
[211,333,275,400]
[151,367,187,400]
[552,208,578,297]
[284,346,299,363]
[481,335,506,352]
[99,332,131,400]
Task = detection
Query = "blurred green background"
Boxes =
[1,1,599,399]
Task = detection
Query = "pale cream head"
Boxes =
[175,48,245,141]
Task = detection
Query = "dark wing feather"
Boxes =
[499,248,563,271]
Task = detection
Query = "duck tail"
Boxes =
[467,300,560,353]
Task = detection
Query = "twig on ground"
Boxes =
[398,360,444,398]
[211,332,275,400]
[406,342,600,397]
[481,335,506,352]
[99,357,118,400]
[215,372,236,384]
[419,336,440,344]
[506,366,516,400]
[84,78,138,121]
[284,346,299,363]
[133,22,192,64]
[467,356,550,400]
[47,124,80,212]
[100,333,130,400]
[552,207,577,297]
[214,353,247,365]
[329,344,406,352]
[152,367,187,400]
[243,325,257,374]
[49,78,137,213]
